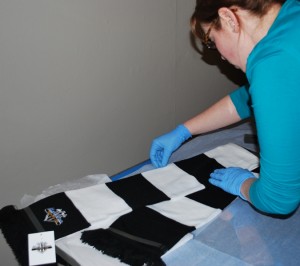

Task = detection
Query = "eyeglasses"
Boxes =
[202,23,216,50]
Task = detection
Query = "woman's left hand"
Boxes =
[209,167,255,200]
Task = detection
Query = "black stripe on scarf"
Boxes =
[0,192,90,265]
[175,153,236,209]
[81,207,195,266]
[106,174,170,209]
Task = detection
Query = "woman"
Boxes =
[150,0,300,216]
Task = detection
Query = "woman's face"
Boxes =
[202,21,247,71]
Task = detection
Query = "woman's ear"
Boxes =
[218,7,239,32]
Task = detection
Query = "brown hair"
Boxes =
[191,0,286,39]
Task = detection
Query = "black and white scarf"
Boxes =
[0,143,259,266]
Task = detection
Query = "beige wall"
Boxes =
[0,1,244,264]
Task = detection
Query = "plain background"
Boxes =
[0,1,245,264]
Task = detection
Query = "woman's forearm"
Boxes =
[184,95,241,135]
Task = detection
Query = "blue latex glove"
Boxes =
[150,124,192,168]
[209,167,255,200]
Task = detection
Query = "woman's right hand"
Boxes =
[150,124,191,168]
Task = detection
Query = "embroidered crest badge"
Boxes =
[44,208,67,225]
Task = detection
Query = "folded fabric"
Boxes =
[0,143,259,266]
[81,207,195,266]
[205,143,259,170]
[0,192,91,265]
[141,163,205,199]
[148,197,222,230]
[79,143,258,266]
[66,183,132,228]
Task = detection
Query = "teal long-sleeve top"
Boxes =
[230,0,300,215]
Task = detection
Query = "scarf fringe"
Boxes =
[81,229,166,266]
[0,205,37,265]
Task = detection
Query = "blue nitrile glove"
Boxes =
[209,167,255,200]
[150,124,192,168]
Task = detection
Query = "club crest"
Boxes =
[44,208,67,225]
